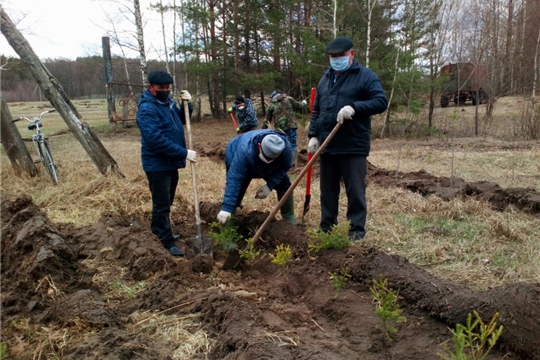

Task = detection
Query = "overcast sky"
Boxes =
[1,0,166,60]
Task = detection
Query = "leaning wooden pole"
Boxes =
[0,5,124,177]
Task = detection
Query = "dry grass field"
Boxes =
[1,97,539,359]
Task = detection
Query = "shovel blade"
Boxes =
[192,235,213,256]
[301,194,311,224]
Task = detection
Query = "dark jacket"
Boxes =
[222,130,292,213]
[308,60,388,156]
[137,89,193,172]
[232,98,259,132]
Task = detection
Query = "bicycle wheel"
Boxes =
[38,140,59,185]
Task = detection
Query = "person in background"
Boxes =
[216,129,298,226]
[227,96,259,134]
[137,70,195,257]
[308,36,388,241]
[262,90,307,165]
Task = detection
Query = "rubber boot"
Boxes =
[277,189,298,225]
[292,149,298,166]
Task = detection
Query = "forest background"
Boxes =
[1,0,540,139]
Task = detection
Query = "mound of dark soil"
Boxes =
[2,193,539,359]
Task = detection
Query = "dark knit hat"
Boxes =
[261,134,285,159]
[235,96,245,104]
[325,37,354,55]
[148,71,174,85]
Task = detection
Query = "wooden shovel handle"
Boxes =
[250,121,342,245]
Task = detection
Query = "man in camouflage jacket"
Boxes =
[262,91,306,165]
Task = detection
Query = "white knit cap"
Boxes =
[261,135,285,159]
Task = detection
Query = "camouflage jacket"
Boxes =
[263,94,298,131]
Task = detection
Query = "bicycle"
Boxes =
[12,109,59,184]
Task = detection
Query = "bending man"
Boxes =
[217,129,297,225]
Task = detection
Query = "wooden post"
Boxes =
[102,36,117,126]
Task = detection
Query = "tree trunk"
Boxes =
[133,0,148,84]
[380,40,400,138]
[0,5,124,178]
[0,94,38,177]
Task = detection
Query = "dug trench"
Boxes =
[2,153,540,359]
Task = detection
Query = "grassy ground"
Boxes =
[2,98,539,292]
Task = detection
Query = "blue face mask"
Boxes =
[330,56,351,72]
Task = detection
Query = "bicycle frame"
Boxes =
[14,110,59,184]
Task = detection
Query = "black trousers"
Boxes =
[319,154,367,238]
[146,170,179,249]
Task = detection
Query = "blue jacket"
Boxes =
[137,89,193,172]
[232,98,259,132]
[222,130,292,213]
[308,60,388,156]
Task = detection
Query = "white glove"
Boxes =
[186,149,197,162]
[255,184,271,199]
[180,90,192,102]
[337,105,355,124]
[217,210,231,224]
[301,100,307,106]
[308,137,320,154]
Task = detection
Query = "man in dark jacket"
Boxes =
[216,129,297,225]
[227,96,259,134]
[308,37,388,241]
[137,70,195,256]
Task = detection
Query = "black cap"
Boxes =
[235,96,245,104]
[325,37,353,55]
[148,71,174,85]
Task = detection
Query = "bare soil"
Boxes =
[2,127,540,359]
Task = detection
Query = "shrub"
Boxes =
[307,222,351,252]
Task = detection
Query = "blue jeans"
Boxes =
[284,129,297,150]
[146,170,178,249]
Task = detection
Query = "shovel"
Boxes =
[301,152,313,224]
[301,87,317,224]
[229,112,241,134]
[184,99,213,256]
[249,120,343,247]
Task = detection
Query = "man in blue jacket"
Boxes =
[216,130,297,225]
[137,70,195,256]
[308,37,388,241]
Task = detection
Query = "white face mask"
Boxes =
[238,106,245,110]
[259,152,274,163]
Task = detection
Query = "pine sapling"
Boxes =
[239,237,262,262]
[307,222,351,252]
[269,244,292,266]
[209,222,243,252]
[370,276,406,341]
[329,268,351,298]
[438,311,504,360]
